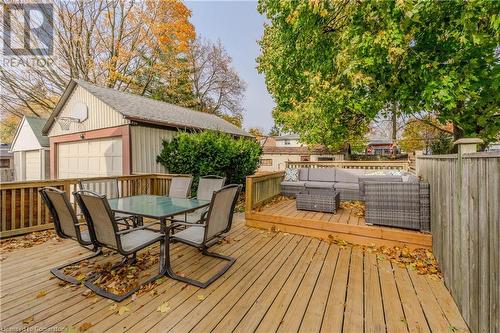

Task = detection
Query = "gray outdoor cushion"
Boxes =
[334,182,359,190]
[120,229,162,252]
[305,181,335,189]
[308,168,335,182]
[281,181,306,187]
[402,174,419,183]
[298,168,309,181]
[174,226,205,245]
[334,169,360,183]
[173,208,207,223]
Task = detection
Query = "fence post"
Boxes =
[454,137,482,326]
[415,150,423,175]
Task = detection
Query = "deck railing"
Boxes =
[285,160,410,171]
[245,171,284,213]
[0,173,177,238]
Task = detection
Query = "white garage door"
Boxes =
[57,137,122,179]
[25,150,40,180]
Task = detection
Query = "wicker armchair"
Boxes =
[364,182,430,231]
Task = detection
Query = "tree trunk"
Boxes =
[453,122,464,141]
[391,110,397,156]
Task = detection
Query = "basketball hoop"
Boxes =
[57,117,79,131]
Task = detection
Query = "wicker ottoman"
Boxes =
[296,190,340,213]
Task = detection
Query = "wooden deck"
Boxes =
[246,199,432,249]
[0,215,467,333]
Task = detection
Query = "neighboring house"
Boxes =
[10,116,50,181]
[366,137,395,155]
[0,143,14,182]
[258,134,343,172]
[42,79,251,179]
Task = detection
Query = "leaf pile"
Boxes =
[61,249,161,296]
[255,195,293,212]
[0,230,60,253]
[326,235,441,278]
[339,201,365,218]
[90,251,160,296]
[234,192,246,213]
[369,245,441,278]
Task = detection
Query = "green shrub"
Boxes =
[157,131,262,189]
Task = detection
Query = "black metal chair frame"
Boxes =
[164,184,241,288]
[74,190,166,302]
[39,187,102,285]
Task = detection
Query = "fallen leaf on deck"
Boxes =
[0,230,59,253]
[118,306,130,315]
[197,294,205,301]
[81,289,92,297]
[22,315,34,324]
[79,322,93,332]
[63,326,77,333]
[157,302,171,313]
[36,290,47,298]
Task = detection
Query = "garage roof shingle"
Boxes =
[43,79,251,137]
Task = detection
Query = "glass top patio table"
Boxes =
[107,195,210,220]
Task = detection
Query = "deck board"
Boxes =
[0,215,467,333]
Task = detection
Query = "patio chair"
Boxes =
[74,190,166,302]
[80,178,139,227]
[172,175,226,224]
[39,187,101,285]
[165,184,242,288]
[167,176,193,199]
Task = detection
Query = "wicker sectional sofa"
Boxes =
[281,167,430,231]
[281,167,405,200]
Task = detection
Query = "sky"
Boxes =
[186,1,275,132]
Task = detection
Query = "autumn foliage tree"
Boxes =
[399,117,453,153]
[1,0,195,119]
[1,0,247,137]
[258,0,500,148]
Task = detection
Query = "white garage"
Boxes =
[10,116,50,181]
[42,79,251,179]
[57,137,122,179]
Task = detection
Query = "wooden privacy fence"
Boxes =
[285,160,410,171]
[417,139,499,333]
[245,171,284,212]
[0,173,177,238]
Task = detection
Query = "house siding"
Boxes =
[130,126,177,174]
[48,85,129,137]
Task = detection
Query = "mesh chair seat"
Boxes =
[80,230,91,243]
[120,229,164,252]
[172,227,205,245]
[115,212,138,223]
[172,207,207,224]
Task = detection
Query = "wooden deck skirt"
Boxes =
[246,199,432,249]
[0,216,467,332]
